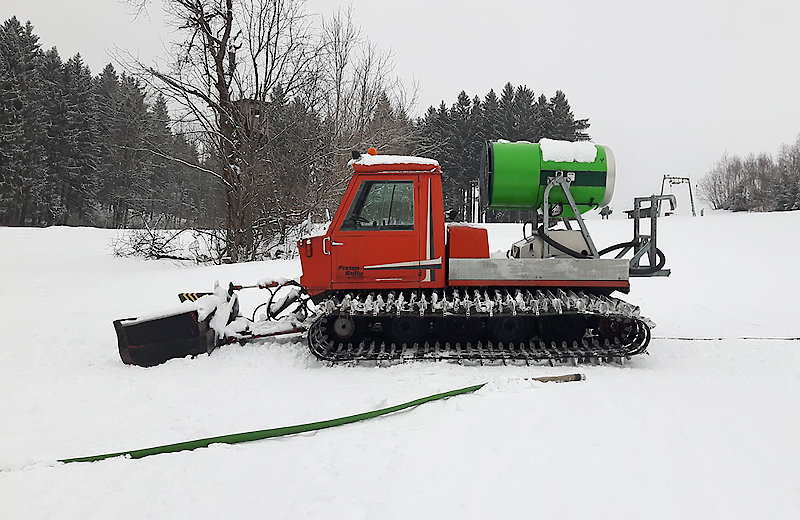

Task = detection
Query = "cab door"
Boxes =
[329,176,421,288]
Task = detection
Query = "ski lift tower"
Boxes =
[660,175,696,216]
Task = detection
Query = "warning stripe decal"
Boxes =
[177,292,210,303]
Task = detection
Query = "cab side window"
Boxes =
[341,180,414,231]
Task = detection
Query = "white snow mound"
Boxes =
[540,138,598,163]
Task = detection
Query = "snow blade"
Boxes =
[114,311,216,368]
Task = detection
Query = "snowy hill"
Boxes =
[1,212,799,519]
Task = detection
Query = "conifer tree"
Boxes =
[59,54,99,224]
[93,64,121,224]
[549,90,579,140]
[497,82,517,140]
[0,17,47,225]
[146,93,175,222]
[481,89,501,139]
[534,93,553,139]
[448,91,474,219]
[93,70,152,227]
[38,47,69,224]
[513,85,538,140]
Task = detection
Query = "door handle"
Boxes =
[323,238,344,255]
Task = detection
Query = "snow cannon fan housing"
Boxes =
[485,140,616,218]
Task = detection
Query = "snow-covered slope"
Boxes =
[1,212,799,519]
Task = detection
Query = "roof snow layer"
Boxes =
[348,154,439,167]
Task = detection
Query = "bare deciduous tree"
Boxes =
[126,0,323,261]
[318,6,418,162]
[123,1,417,262]
[699,139,800,212]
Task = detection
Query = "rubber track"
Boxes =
[307,289,652,363]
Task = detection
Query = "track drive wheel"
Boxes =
[331,315,356,340]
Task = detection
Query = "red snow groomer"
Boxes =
[114,141,675,367]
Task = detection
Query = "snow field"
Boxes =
[1,212,799,519]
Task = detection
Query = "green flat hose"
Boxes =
[59,374,584,464]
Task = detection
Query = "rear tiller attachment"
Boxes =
[114,280,309,367]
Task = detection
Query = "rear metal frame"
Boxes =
[541,173,676,277]
[625,194,676,276]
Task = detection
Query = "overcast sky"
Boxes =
[9,0,800,211]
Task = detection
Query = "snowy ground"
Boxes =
[1,211,799,519]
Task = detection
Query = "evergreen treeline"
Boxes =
[699,136,800,212]
[1,16,591,233]
[0,17,214,227]
[417,84,590,222]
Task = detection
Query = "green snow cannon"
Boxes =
[485,140,615,218]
